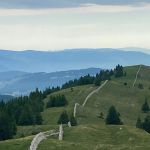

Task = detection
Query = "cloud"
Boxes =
[0,0,150,9]
[0,4,150,16]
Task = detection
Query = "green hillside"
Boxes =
[0,65,150,150]
[38,124,150,150]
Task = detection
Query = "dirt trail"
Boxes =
[132,65,142,87]
[73,80,108,117]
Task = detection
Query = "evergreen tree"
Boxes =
[141,99,149,113]
[46,95,68,108]
[105,106,123,125]
[35,113,43,125]
[57,111,69,124]
[142,115,150,133]
[138,83,144,89]
[0,110,16,140]
[114,64,124,78]
[136,117,142,129]
[18,105,35,125]
[70,114,77,126]
[94,77,101,86]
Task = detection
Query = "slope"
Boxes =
[0,65,150,150]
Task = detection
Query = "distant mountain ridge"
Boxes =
[0,48,150,72]
[0,68,101,96]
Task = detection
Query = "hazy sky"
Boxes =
[0,0,150,52]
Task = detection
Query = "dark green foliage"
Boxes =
[106,106,123,125]
[141,99,149,113]
[42,86,60,99]
[136,117,143,129]
[71,87,73,92]
[70,114,77,126]
[94,77,101,86]
[62,74,95,89]
[62,68,115,89]
[4,88,44,126]
[142,115,150,133]
[98,112,104,119]
[124,82,127,86]
[0,110,16,140]
[18,105,35,125]
[46,95,68,108]
[138,83,144,89]
[35,113,43,125]
[136,115,150,134]
[114,64,124,78]
[57,111,69,124]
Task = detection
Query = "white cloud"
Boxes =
[0,3,150,16]
[0,2,150,52]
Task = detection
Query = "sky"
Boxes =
[0,0,150,53]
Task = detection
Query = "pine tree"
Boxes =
[114,65,124,78]
[18,105,35,125]
[35,113,43,125]
[57,111,69,124]
[142,115,150,133]
[136,117,142,129]
[138,83,144,89]
[70,114,77,126]
[0,110,16,140]
[94,77,101,86]
[105,106,123,125]
[141,99,149,113]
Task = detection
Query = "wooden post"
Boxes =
[59,124,63,141]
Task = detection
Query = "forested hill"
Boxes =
[0,65,150,150]
[0,68,101,96]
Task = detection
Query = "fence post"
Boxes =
[59,124,63,141]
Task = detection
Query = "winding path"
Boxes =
[29,130,59,150]
[132,65,142,87]
[30,80,109,149]
[73,80,108,117]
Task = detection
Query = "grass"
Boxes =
[0,136,32,150]
[1,65,150,150]
[38,124,150,150]
[77,65,150,125]
[42,85,96,125]
[15,125,58,138]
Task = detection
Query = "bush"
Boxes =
[124,82,127,86]
[138,83,144,89]
[136,117,143,129]
[70,114,77,126]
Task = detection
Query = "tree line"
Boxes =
[0,87,60,141]
[46,94,68,108]
[62,64,125,89]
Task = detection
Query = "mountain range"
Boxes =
[0,68,101,96]
[0,48,150,72]
[0,48,150,96]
